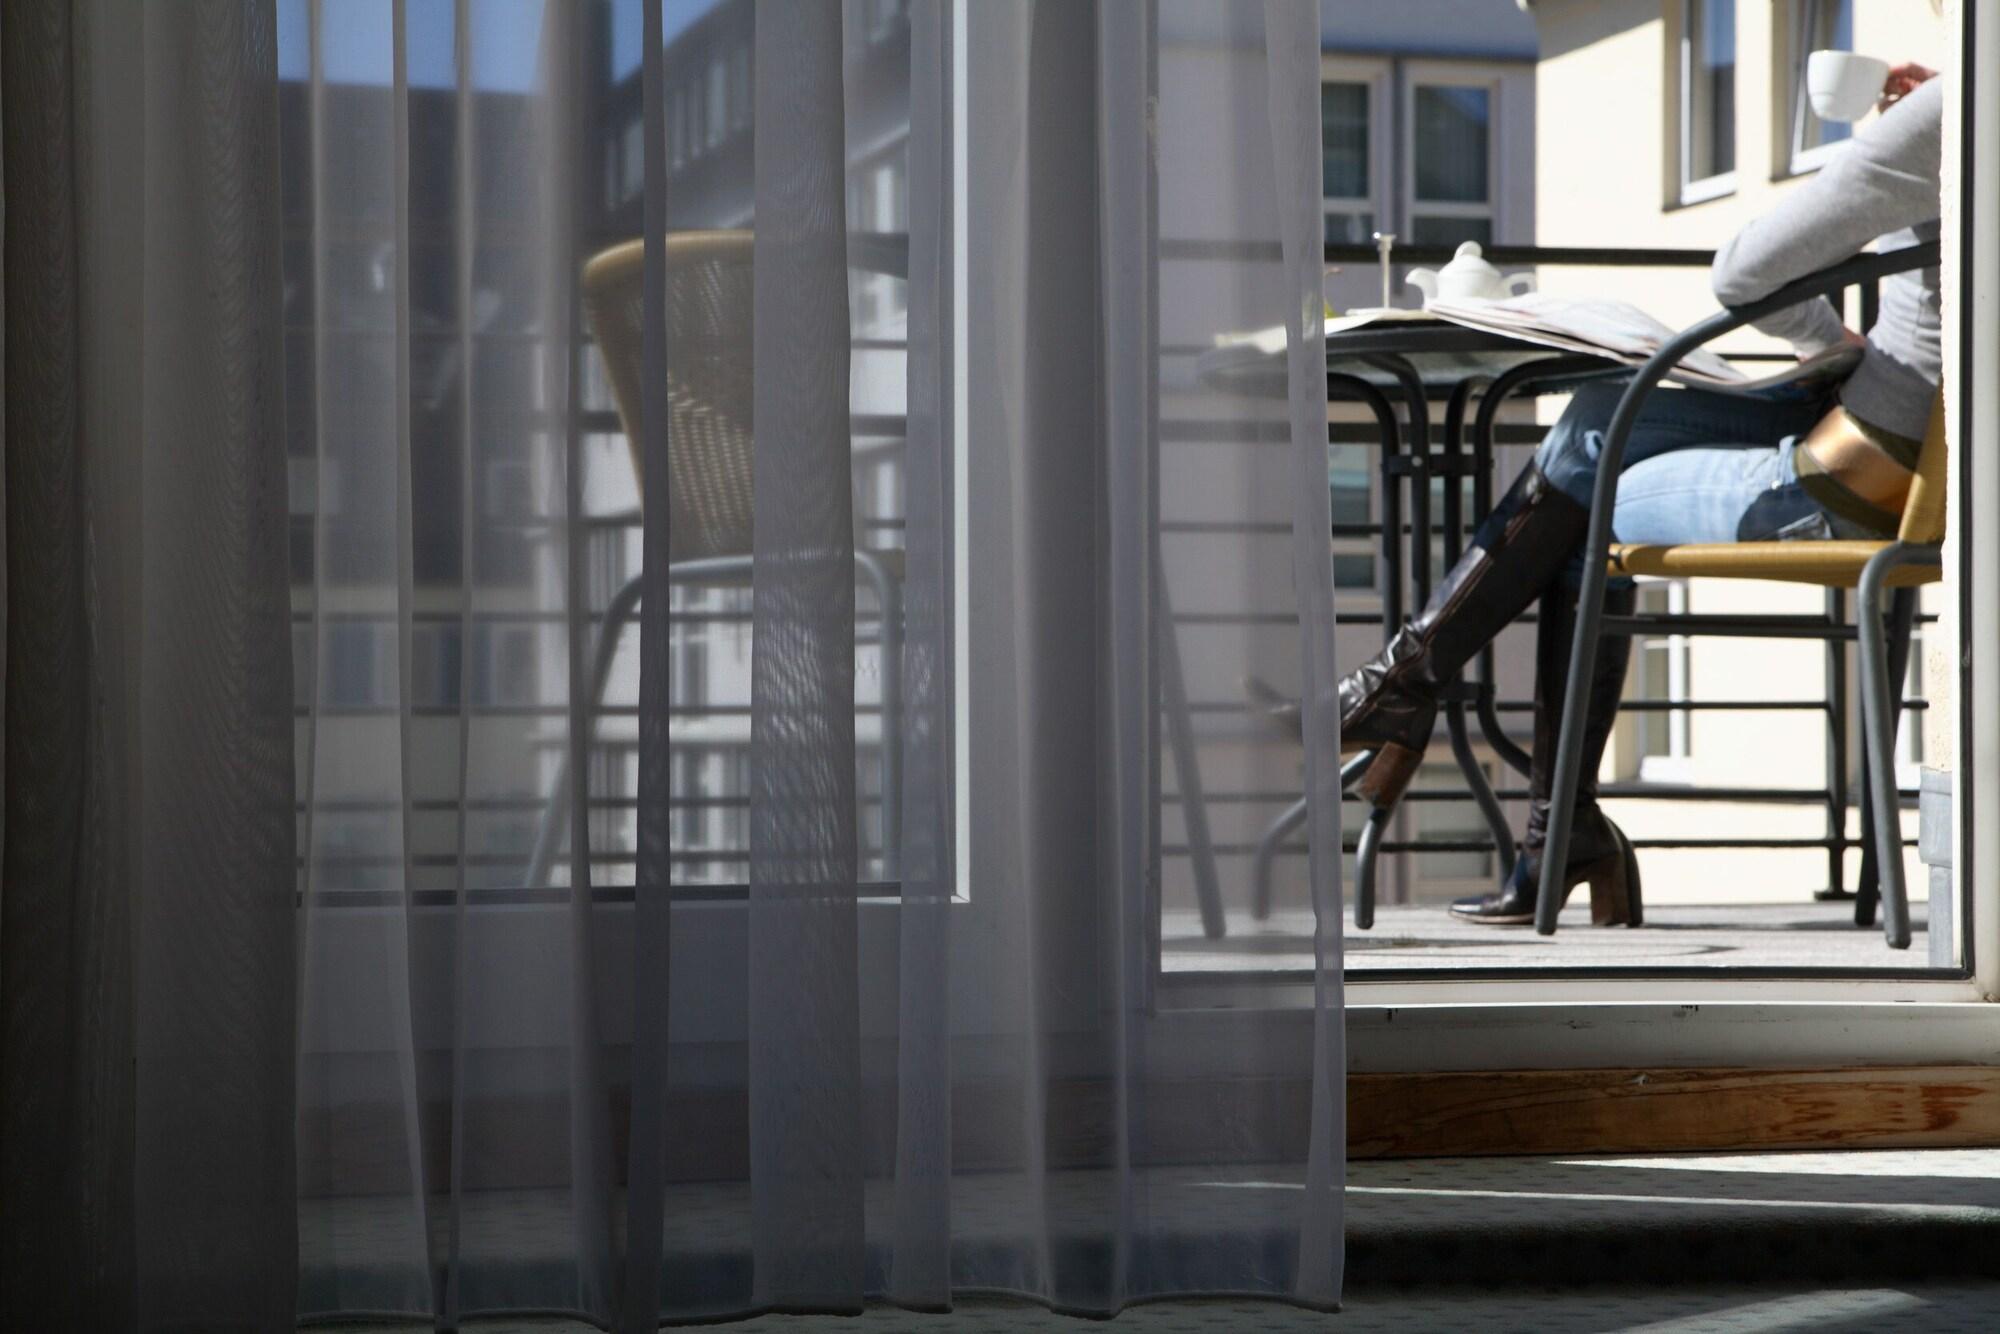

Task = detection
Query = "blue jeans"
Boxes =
[1528,380,1874,586]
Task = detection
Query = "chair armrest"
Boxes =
[1582,240,1940,541]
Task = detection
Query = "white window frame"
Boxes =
[1673,0,1740,206]
[1402,65,1502,248]
[1897,596,1927,792]
[1634,580,1695,785]
[1778,0,1857,178]
[1317,56,1390,249]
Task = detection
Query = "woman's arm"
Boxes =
[1710,74,1943,354]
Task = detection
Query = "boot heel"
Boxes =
[1584,831,1644,927]
[1355,742,1424,811]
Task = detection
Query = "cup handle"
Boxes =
[1505,273,1537,297]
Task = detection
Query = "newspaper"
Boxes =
[1214,295,1861,393]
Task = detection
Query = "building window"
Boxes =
[1408,83,1493,247]
[1632,581,1694,782]
[707,55,728,149]
[1678,0,1738,202]
[687,68,705,159]
[325,622,393,710]
[1329,444,1376,591]
[1321,80,1374,245]
[730,45,751,130]
[473,625,538,709]
[1897,614,1925,788]
[620,115,643,203]
[1785,0,1854,174]
[863,0,909,46]
[847,147,908,331]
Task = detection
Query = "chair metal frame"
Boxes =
[1538,241,1943,948]
[530,233,1231,930]
[527,233,907,891]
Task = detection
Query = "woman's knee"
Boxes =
[1534,396,1621,506]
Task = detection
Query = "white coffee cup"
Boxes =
[1807,50,1891,123]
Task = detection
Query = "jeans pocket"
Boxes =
[1772,508,1835,542]
[1737,483,1834,542]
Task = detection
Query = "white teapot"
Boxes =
[1406,241,1535,305]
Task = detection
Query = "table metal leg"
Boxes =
[1309,373,1408,920]
[1330,370,1405,640]
[1368,355,1433,611]
[1441,375,1514,877]
[1362,355,1437,909]
[1251,796,1308,922]
[1467,359,1613,780]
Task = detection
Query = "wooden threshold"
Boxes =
[1350,1064,2000,1158]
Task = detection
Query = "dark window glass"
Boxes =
[1413,86,1489,203]
[1408,215,1493,248]
[1687,0,1737,180]
[1321,81,1370,199]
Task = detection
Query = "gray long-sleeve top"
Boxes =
[1710,75,1943,445]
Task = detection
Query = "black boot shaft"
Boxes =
[1339,462,1591,762]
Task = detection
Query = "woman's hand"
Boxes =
[1802,327,1867,363]
[1878,62,1939,113]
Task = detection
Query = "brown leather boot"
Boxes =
[1340,462,1590,809]
[1451,582,1643,926]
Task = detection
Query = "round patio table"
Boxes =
[1197,317,1630,927]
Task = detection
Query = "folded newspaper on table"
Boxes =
[1424,293,1861,390]
[1215,294,1860,392]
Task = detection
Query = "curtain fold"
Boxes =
[1264,0,1346,1304]
[746,0,864,1311]
[1,2,299,1329]
[3,1,1341,1326]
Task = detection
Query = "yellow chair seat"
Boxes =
[1608,540,1942,588]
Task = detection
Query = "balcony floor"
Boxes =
[1162,900,1936,973]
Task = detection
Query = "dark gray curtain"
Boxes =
[0,3,298,1329]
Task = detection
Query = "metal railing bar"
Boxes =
[1213,834,1907,859]
[297,882,901,908]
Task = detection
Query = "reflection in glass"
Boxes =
[1409,214,1493,248]
[1794,0,1854,159]
[1685,0,1737,182]
[1322,80,1369,198]
[1413,85,1489,203]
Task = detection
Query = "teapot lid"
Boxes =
[1441,240,1499,275]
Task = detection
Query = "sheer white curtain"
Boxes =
[3,0,1338,1327]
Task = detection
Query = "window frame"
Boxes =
[1633,579,1696,785]
[1317,56,1389,250]
[1672,0,1740,206]
[1401,67,1502,248]
[1777,0,1857,179]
